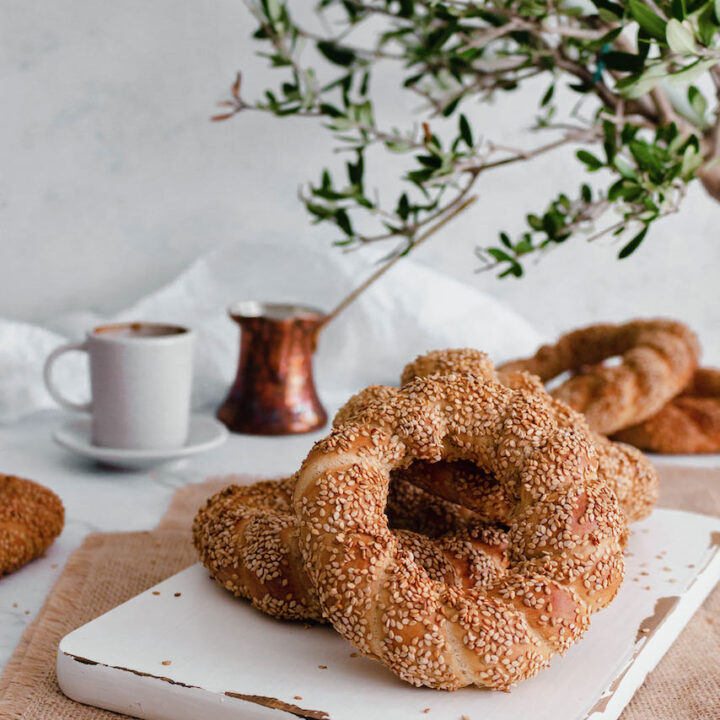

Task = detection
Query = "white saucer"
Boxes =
[52,415,229,470]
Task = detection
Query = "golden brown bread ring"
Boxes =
[612,368,720,454]
[293,373,625,690]
[194,379,513,621]
[192,475,510,621]
[194,349,648,662]
[401,349,657,522]
[1,475,64,577]
[498,319,700,434]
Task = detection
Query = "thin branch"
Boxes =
[319,195,478,328]
[649,86,676,125]
[553,54,620,111]
[459,128,600,174]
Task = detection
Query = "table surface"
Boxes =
[2,408,719,674]
[56,512,720,720]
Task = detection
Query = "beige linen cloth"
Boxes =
[0,466,718,720]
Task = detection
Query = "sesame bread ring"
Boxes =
[194,387,512,621]
[401,349,658,522]
[193,475,509,622]
[1,475,64,577]
[498,319,700,434]
[293,373,625,690]
[613,368,720,454]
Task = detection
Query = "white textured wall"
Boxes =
[2,1,719,360]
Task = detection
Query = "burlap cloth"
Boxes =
[0,466,718,720]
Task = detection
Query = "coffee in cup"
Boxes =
[43,322,195,450]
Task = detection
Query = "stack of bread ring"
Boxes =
[194,335,668,691]
[499,318,720,454]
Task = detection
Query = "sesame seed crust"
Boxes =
[497,319,700,435]
[192,473,509,623]
[293,373,626,690]
[401,349,657,522]
[194,348,655,692]
[0,475,64,577]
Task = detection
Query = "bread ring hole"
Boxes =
[570,356,623,377]
[546,369,575,390]
[387,459,512,536]
[544,357,624,390]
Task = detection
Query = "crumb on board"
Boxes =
[461,716,470,720]
[669,579,677,583]
[422,709,430,714]
[688,564,695,568]
[161,660,171,666]
[294,696,302,700]
[318,665,327,670]
[152,591,160,596]
[174,592,181,597]
[644,586,651,590]
[12,603,17,608]
[24,610,29,615]
[640,571,649,576]
[662,567,671,572]
[350,652,358,658]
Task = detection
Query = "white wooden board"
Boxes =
[57,508,720,720]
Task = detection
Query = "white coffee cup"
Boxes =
[43,322,195,450]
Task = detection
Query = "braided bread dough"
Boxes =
[196,349,648,689]
[1,475,64,577]
[194,373,516,620]
[195,349,654,636]
[498,319,700,434]
[402,349,657,522]
[293,374,625,689]
[193,474,509,621]
[613,368,720,454]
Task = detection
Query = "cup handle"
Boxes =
[43,341,92,413]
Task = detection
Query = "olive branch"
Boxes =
[214,0,720,277]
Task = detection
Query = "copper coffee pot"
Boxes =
[217,302,327,435]
[217,198,475,435]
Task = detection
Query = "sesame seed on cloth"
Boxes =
[0,475,64,578]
